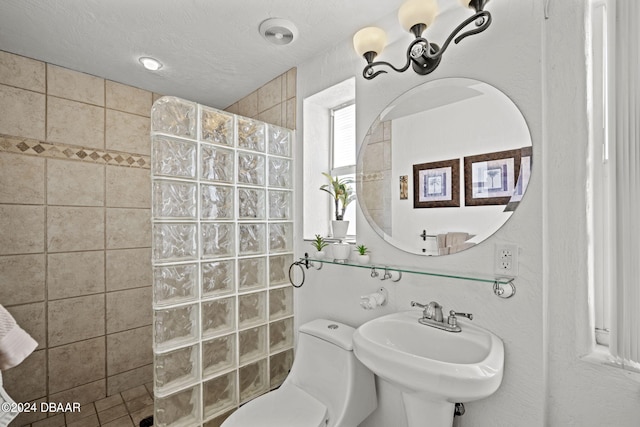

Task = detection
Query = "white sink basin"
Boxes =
[353,311,504,426]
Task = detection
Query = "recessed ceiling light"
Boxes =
[139,57,163,71]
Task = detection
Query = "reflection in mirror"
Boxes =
[357,78,532,256]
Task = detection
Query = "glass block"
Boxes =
[267,125,292,157]
[268,223,293,253]
[202,223,235,259]
[270,349,294,389]
[201,144,234,183]
[202,334,236,378]
[153,223,198,262]
[237,152,265,186]
[238,223,266,255]
[151,97,197,139]
[238,291,266,328]
[239,359,268,403]
[155,344,199,395]
[201,185,234,220]
[154,304,199,351]
[202,260,235,298]
[155,385,200,427]
[237,117,265,152]
[153,180,197,219]
[269,317,294,352]
[267,158,292,188]
[269,254,293,286]
[153,264,198,307]
[203,371,237,419]
[152,136,197,179]
[238,257,266,291]
[268,190,292,220]
[239,325,267,365]
[201,106,234,146]
[202,297,236,338]
[269,287,293,320]
[238,187,265,220]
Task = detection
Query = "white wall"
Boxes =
[293,0,640,426]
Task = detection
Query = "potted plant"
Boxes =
[320,172,355,238]
[311,234,328,259]
[355,244,370,264]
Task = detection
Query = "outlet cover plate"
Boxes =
[495,244,519,276]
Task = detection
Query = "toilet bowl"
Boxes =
[222,319,377,427]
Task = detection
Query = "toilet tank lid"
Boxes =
[299,319,354,351]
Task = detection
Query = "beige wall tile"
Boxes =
[106,208,150,249]
[0,205,44,255]
[48,337,106,393]
[106,248,151,291]
[47,206,104,252]
[0,84,46,140]
[106,81,152,117]
[2,349,46,402]
[47,96,104,149]
[0,51,45,92]
[152,93,164,104]
[257,77,282,113]
[0,152,45,204]
[106,326,152,375]
[0,254,45,305]
[47,159,105,206]
[238,92,258,118]
[6,302,46,350]
[105,110,151,155]
[48,294,105,347]
[225,102,239,115]
[106,287,152,333]
[285,97,296,130]
[286,68,296,100]
[106,166,150,208]
[48,251,105,299]
[32,413,66,427]
[49,379,106,406]
[257,104,282,127]
[107,364,153,396]
[47,65,104,106]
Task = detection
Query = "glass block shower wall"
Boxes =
[150,97,295,427]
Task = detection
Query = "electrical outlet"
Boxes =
[495,244,519,276]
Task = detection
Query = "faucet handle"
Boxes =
[447,310,473,327]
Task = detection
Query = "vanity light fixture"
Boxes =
[139,56,163,71]
[353,0,492,80]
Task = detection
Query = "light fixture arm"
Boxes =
[362,10,492,80]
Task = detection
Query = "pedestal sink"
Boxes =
[353,311,504,427]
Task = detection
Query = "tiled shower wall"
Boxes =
[150,97,295,426]
[0,50,156,426]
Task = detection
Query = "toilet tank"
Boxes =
[287,319,377,427]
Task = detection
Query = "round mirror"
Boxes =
[357,78,532,256]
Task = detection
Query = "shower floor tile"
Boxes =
[19,384,155,427]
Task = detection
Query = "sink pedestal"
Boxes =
[402,393,454,427]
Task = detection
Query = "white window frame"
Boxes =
[329,101,356,236]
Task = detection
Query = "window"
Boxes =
[330,102,356,236]
[302,77,356,240]
[589,0,640,371]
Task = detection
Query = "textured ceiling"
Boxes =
[0,0,408,109]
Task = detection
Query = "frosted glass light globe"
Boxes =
[398,0,438,33]
[353,27,388,57]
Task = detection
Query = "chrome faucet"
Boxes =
[410,301,473,333]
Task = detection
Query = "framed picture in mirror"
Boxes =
[413,159,460,208]
[464,149,522,206]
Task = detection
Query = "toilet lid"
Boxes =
[222,384,328,427]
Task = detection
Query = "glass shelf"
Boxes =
[302,255,515,285]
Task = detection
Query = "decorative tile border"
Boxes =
[0,134,150,169]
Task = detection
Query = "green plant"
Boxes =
[320,172,355,220]
[312,234,329,251]
[355,244,369,255]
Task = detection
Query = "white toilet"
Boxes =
[222,318,377,427]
